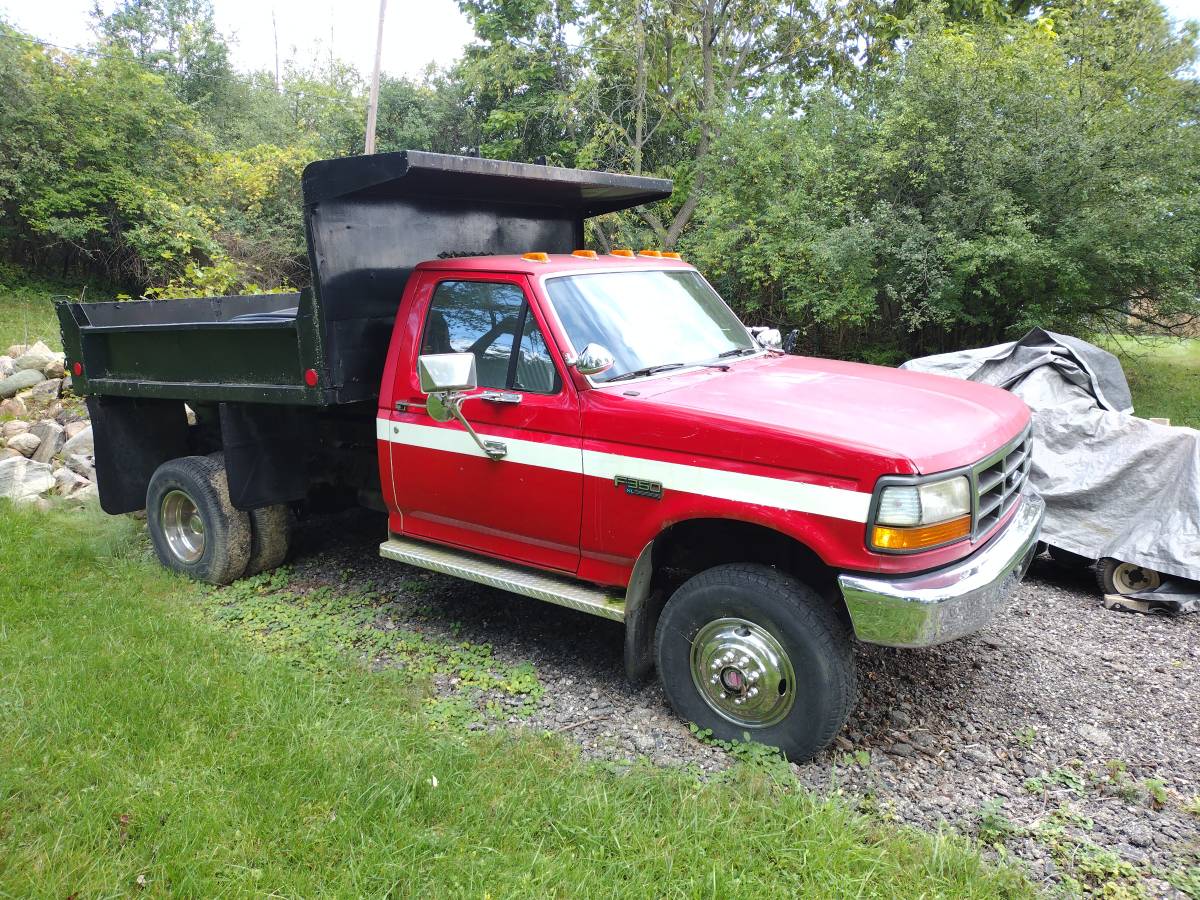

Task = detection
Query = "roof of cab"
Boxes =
[414,253,695,276]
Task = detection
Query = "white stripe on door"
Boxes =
[378,418,871,523]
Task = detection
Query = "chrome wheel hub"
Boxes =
[690,617,796,728]
[1112,562,1161,594]
[161,489,205,564]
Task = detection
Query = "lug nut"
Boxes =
[718,692,726,700]
[710,675,720,684]
[748,688,759,698]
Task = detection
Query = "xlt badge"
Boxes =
[614,475,663,500]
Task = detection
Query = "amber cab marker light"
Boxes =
[304,368,319,387]
[662,251,683,260]
[522,252,550,262]
[571,249,598,258]
[610,249,635,257]
[638,249,663,258]
[872,515,970,551]
[72,362,83,376]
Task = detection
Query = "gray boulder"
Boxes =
[52,466,89,496]
[71,481,100,504]
[6,432,41,457]
[5,344,25,359]
[1,419,29,439]
[30,378,61,401]
[0,447,22,461]
[65,453,96,481]
[0,369,44,399]
[44,359,66,379]
[0,396,27,418]
[64,421,88,440]
[0,355,13,379]
[29,420,65,464]
[62,425,93,457]
[0,457,54,501]
[14,341,56,373]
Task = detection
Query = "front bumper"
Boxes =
[838,491,1045,648]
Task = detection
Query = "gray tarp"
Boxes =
[902,329,1200,612]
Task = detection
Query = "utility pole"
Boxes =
[364,0,387,154]
[272,9,281,93]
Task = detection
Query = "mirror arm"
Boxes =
[445,393,508,460]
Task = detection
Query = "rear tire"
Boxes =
[146,455,251,585]
[655,563,856,762]
[244,504,293,577]
[1096,558,1163,596]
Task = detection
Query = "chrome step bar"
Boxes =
[379,536,626,622]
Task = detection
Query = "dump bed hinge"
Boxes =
[379,537,626,622]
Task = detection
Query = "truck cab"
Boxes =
[58,151,1044,760]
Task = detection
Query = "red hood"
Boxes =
[593,354,1030,477]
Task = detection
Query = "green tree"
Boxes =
[92,0,237,115]
[686,0,1200,359]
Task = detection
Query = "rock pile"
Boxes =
[0,342,96,507]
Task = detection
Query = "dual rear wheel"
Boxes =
[146,455,292,585]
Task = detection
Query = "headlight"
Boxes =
[872,475,971,551]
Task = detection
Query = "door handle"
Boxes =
[480,390,522,404]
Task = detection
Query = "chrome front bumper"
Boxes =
[838,492,1045,648]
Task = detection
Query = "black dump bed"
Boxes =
[56,151,672,406]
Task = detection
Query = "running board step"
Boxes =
[379,537,626,622]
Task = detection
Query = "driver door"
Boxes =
[386,274,583,574]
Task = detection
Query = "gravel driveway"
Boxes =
[288,511,1199,897]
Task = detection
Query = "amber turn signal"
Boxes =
[638,250,663,257]
[662,251,682,260]
[571,249,598,258]
[522,252,550,262]
[872,515,970,551]
[610,249,635,257]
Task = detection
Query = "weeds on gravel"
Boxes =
[0,502,1035,897]
[687,724,794,781]
[1169,866,1200,898]
[977,800,1021,845]
[202,569,544,725]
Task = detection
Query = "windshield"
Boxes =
[543,270,755,383]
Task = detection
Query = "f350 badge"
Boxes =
[614,475,663,500]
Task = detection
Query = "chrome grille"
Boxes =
[972,428,1032,538]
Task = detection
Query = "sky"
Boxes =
[0,0,476,79]
[2,0,1200,81]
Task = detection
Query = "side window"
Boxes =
[420,280,560,394]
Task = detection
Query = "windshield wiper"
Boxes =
[607,362,689,382]
[717,347,758,359]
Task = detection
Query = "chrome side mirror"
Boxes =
[567,342,616,377]
[418,352,478,393]
[749,327,782,350]
[416,353,506,459]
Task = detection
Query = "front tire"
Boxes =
[146,455,251,585]
[655,563,856,762]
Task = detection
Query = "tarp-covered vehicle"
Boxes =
[903,329,1200,613]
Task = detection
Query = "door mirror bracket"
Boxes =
[418,353,508,460]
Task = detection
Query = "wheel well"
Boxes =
[623,517,847,684]
[650,518,837,599]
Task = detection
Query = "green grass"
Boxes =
[1106,337,1200,430]
[0,502,1032,897]
[0,265,82,352]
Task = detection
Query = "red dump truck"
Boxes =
[57,151,1044,759]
